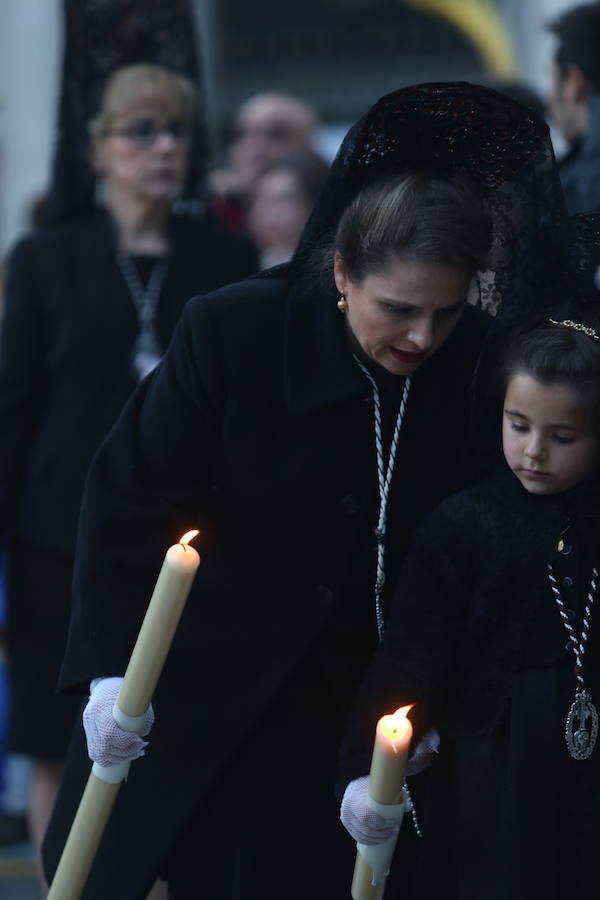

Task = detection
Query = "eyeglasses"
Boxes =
[105,117,192,147]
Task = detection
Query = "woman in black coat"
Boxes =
[42,83,565,898]
[0,62,257,866]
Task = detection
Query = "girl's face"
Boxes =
[503,373,599,495]
[333,254,471,376]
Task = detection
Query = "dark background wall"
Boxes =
[203,0,483,128]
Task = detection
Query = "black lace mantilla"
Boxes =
[350,83,550,190]
[281,81,576,321]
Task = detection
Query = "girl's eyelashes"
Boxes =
[508,420,527,433]
[507,419,575,444]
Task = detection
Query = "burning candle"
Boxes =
[47,530,201,900]
[116,529,200,720]
[351,705,413,900]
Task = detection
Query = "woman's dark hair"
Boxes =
[331,171,492,283]
[501,309,600,425]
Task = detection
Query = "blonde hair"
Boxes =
[89,63,198,139]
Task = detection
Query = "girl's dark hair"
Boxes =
[332,171,492,282]
[501,309,600,424]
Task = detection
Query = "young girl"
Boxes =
[339,311,600,900]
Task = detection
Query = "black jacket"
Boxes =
[0,208,257,554]
[43,274,490,896]
[338,470,600,789]
[559,95,600,215]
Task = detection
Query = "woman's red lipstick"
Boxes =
[389,347,428,364]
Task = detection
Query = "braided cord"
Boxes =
[117,252,168,328]
[548,564,598,691]
[353,358,418,832]
[353,356,411,640]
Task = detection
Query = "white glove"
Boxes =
[82,677,155,767]
[340,776,398,845]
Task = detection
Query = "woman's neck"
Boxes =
[104,184,171,256]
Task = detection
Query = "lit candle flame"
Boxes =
[386,705,413,736]
[179,530,200,548]
[379,705,414,744]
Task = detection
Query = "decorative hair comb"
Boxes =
[548,318,600,341]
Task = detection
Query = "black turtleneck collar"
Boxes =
[485,467,600,525]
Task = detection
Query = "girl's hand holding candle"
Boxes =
[347,705,413,900]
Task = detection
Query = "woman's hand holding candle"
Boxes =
[83,677,155,767]
[46,531,201,900]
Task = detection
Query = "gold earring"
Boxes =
[337,294,348,312]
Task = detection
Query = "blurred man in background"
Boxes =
[547,1,600,213]
[209,91,323,232]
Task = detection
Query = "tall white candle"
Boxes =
[117,529,200,718]
[351,705,413,900]
[47,530,201,900]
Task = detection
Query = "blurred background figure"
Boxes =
[486,78,546,121]
[246,150,329,267]
[0,2,257,889]
[546,1,600,213]
[209,91,325,233]
[0,558,29,848]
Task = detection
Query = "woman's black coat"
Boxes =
[0,207,258,553]
[43,273,490,897]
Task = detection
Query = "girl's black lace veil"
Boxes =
[470,211,600,477]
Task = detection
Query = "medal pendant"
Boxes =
[565,690,599,760]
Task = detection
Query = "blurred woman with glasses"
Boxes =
[0,62,257,884]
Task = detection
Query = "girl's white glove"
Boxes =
[340,776,397,845]
[82,677,155,767]
[341,729,440,844]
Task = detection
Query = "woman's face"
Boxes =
[92,96,191,203]
[334,254,472,375]
[247,168,312,255]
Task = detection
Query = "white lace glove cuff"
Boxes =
[83,677,155,767]
[340,776,400,845]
